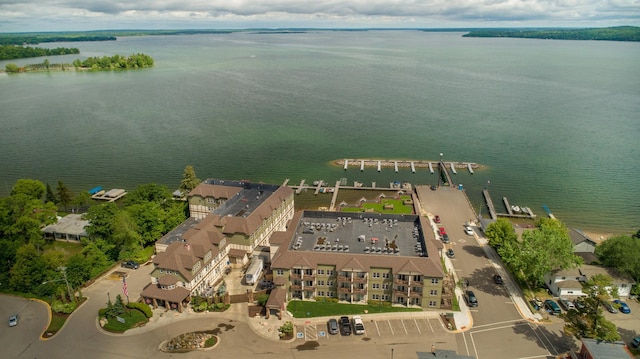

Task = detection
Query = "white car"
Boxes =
[464,226,474,236]
[9,314,18,327]
[352,315,365,335]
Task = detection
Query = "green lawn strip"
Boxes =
[102,309,148,332]
[46,312,68,336]
[287,300,421,318]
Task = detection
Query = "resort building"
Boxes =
[141,179,294,311]
[269,210,445,310]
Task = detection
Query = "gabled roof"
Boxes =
[398,259,426,274]
[188,183,241,199]
[339,257,365,271]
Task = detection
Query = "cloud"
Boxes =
[0,0,638,31]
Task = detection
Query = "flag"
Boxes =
[123,277,129,297]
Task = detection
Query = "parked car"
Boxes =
[558,298,575,311]
[439,227,447,236]
[544,299,561,315]
[613,299,630,314]
[9,314,18,327]
[327,318,339,335]
[352,315,365,335]
[465,290,478,307]
[441,234,450,244]
[446,248,455,258]
[493,274,503,284]
[603,301,618,314]
[529,299,541,311]
[631,336,640,348]
[464,226,474,236]
[573,297,586,310]
[434,215,441,223]
[339,316,351,336]
[121,260,139,269]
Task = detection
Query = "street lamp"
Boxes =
[42,267,74,302]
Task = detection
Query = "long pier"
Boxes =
[482,189,498,220]
[338,159,481,172]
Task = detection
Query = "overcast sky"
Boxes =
[1,0,639,32]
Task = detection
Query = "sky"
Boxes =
[0,0,639,32]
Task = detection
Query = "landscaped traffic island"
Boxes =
[160,331,218,352]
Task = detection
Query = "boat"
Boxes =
[511,205,521,213]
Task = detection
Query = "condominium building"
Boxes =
[141,179,294,311]
[269,210,445,309]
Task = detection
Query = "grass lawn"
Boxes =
[44,240,83,259]
[287,300,421,318]
[362,199,413,214]
[102,309,148,333]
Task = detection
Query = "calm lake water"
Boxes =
[1,31,638,234]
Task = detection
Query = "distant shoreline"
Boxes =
[463,26,640,42]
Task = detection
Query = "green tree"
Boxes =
[125,183,171,206]
[5,63,20,73]
[484,218,517,247]
[114,294,126,314]
[11,179,45,200]
[80,238,115,274]
[45,183,57,204]
[56,180,73,211]
[72,191,93,209]
[595,234,640,283]
[562,274,620,341]
[43,59,50,69]
[8,243,46,293]
[499,218,582,286]
[84,202,120,240]
[179,165,200,195]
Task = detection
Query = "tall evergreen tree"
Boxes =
[56,180,73,211]
[179,165,200,195]
[45,183,57,204]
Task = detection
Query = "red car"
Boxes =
[434,215,441,223]
[439,227,446,236]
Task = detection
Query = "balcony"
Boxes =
[290,284,302,290]
[353,287,367,294]
[337,286,352,293]
[409,291,423,298]
[352,276,367,283]
[410,280,424,287]
[290,273,301,280]
[337,275,351,282]
[394,278,409,285]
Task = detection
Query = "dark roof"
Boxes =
[570,228,597,247]
[265,287,287,309]
[141,283,191,303]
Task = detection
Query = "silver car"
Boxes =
[9,314,18,327]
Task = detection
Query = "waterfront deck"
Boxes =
[482,190,536,220]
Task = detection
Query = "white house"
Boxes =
[544,264,636,298]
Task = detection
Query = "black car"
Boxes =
[446,248,455,258]
[339,316,351,336]
[441,234,450,244]
[493,274,503,284]
[121,260,139,269]
[465,290,478,307]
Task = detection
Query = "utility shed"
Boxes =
[578,338,634,359]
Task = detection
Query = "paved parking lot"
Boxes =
[295,317,447,341]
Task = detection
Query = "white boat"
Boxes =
[511,205,521,213]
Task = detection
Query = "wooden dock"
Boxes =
[503,197,513,215]
[343,159,348,170]
[482,189,497,219]
[295,179,306,194]
[450,162,457,174]
[394,161,398,172]
[335,159,481,173]
[428,162,434,174]
[328,180,341,211]
[467,163,474,174]
[410,162,416,173]
[360,160,364,171]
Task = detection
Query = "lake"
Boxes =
[1,31,638,235]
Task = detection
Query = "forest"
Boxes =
[0,45,79,60]
[463,26,640,42]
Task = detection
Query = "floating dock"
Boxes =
[394,161,398,173]
[377,161,381,172]
[335,159,481,173]
[410,162,416,173]
[450,163,457,174]
[428,162,434,174]
[295,179,306,194]
[344,159,348,170]
[482,189,497,220]
[360,160,364,171]
[482,190,536,219]
[92,188,127,202]
[467,163,474,174]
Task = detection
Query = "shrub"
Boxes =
[126,302,153,318]
[256,294,269,306]
[278,321,294,337]
[216,302,227,310]
[51,300,77,314]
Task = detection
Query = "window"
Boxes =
[327,280,334,287]
[276,269,284,276]
[317,280,325,286]
[428,301,437,307]
[413,275,422,282]
[327,291,334,297]
[382,273,390,279]
[431,278,439,284]
[317,269,325,275]
[430,289,438,296]
[382,295,389,301]
[305,269,313,276]
[372,283,380,289]
[293,268,302,275]
[373,272,380,278]
[382,284,389,290]
[327,270,334,276]
[372,294,380,300]
[318,291,325,296]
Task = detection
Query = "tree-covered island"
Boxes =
[463,26,640,42]
[4,53,154,73]
[0,45,80,60]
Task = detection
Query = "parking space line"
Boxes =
[530,325,554,356]
[387,320,394,335]
[414,319,421,334]
[400,319,408,334]
[427,318,435,332]
[374,320,381,337]
[462,331,470,356]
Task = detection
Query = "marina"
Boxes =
[482,189,536,220]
